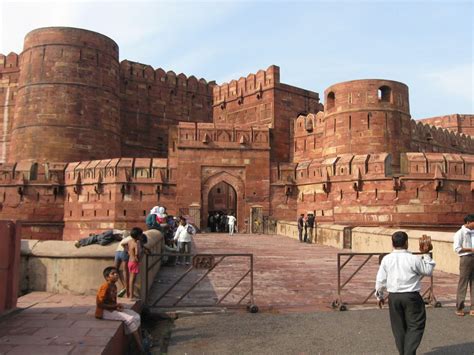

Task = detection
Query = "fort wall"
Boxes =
[293,152,473,227]
[174,122,271,230]
[322,80,412,170]
[9,27,122,163]
[0,53,20,164]
[119,61,214,158]
[418,114,474,137]
[212,65,322,162]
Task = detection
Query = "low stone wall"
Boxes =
[276,221,460,275]
[20,229,164,298]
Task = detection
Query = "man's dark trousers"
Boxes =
[388,292,426,355]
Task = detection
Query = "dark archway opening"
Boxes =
[207,181,237,233]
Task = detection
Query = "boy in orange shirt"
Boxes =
[96,266,145,353]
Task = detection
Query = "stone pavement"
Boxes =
[148,233,459,312]
[163,307,474,355]
[0,292,138,354]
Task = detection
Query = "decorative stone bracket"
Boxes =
[392,177,403,191]
[352,168,363,191]
[93,174,104,195]
[322,170,331,194]
[73,173,82,195]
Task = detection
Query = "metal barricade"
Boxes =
[145,252,258,312]
[332,252,440,311]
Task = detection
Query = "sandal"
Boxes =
[470,310,474,316]
[455,310,465,316]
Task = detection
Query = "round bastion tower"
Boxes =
[322,79,412,170]
[9,27,121,163]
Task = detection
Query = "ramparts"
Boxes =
[418,114,474,137]
[293,152,473,227]
[0,53,21,164]
[119,60,214,157]
[9,27,122,163]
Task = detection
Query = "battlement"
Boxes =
[213,65,280,103]
[411,119,474,153]
[0,53,20,72]
[64,157,169,186]
[120,60,214,96]
[176,122,270,149]
[417,114,474,137]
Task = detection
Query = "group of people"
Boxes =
[93,206,199,354]
[207,211,237,235]
[375,213,474,355]
[297,213,316,243]
[96,226,151,354]
[145,205,197,265]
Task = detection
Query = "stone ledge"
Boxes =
[0,292,140,355]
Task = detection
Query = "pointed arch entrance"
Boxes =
[202,171,245,232]
[207,182,237,232]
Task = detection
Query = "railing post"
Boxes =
[145,253,149,303]
[250,254,254,303]
[337,254,341,299]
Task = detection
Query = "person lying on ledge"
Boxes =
[74,229,125,248]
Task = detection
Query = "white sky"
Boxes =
[1,0,473,118]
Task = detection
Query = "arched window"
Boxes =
[326,91,335,109]
[378,86,391,102]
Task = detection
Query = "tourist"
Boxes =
[228,213,237,236]
[145,206,162,230]
[95,266,147,353]
[306,213,316,244]
[297,214,305,243]
[375,231,435,355]
[126,227,145,299]
[174,216,193,265]
[453,214,474,316]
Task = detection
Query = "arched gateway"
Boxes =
[202,171,245,232]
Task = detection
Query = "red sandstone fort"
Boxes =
[0,27,473,241]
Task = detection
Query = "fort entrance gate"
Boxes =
[208,182,237,225]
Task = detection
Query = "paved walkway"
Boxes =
[163,307,474,355]
[0,292,138,354]
[148,233,459,312]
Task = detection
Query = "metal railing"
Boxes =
[144,252,258,312]
[332,252,440,311]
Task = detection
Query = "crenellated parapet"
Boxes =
[213,65,280,104]
[0,52,20,73]
[120,60,214,96]
[176,122,270,150]
[410,119,474,154]
[417,114,474,137]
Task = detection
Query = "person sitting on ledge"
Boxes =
[96,266,148,354]
[75,229,125,248]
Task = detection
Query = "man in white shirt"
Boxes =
[375,231,435,355]
[173,216,193,265]
[453,214,474,316]
[227,213,237,236]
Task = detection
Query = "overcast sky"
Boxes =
[1,0,472,119]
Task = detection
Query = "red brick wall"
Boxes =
[0,53,20,164]
[9,27,121,163]
[119,61,214,158]
[213,65,322,163]
[174,122,271,230]
[62,157,175,240]
[322,80,412,170]
[0,161,66,240]
[294,152,474,227]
